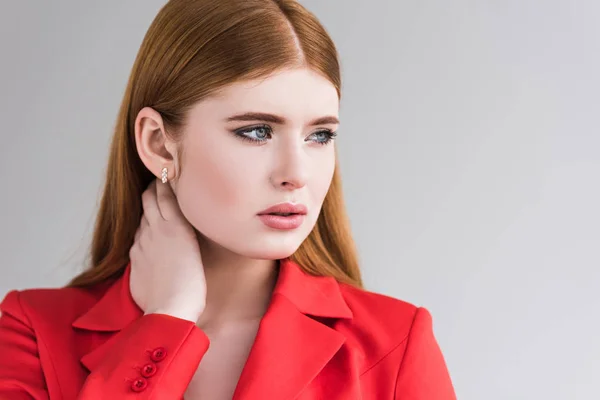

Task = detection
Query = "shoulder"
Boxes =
[338,282,430,338]
[0,282,109,327]
[335,282,436,373]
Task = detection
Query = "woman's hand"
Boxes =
[129,178,207,323]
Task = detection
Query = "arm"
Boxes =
[394,307,456,399]
[78,313,209,399]
[0,291,49,400]
[0,290,210,399]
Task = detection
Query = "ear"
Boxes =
[134,106,179,181]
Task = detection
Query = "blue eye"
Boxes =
[232,124,338,145]
[234,125,272,142]
[233,125,273,143]
[308,130,338,145]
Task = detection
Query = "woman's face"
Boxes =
[172,67,339,260]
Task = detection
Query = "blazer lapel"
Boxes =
[232,258,353,400]
[71,264,143,372]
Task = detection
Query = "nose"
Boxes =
[270,145,308,190]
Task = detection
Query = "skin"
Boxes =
[132,66,340,331]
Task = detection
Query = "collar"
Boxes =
[72,257,352,332]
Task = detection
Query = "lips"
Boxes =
[258,203,308,216]
[257,203,307,230]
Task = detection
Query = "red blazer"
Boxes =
[0,258,456,399]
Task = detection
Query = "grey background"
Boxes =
[1,1,598,399]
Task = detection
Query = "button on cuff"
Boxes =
[150,347,167,362]
[141,363,158,378]
[131,377,148,392]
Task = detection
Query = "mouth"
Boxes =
[257,213,305,230]
[267,212,299,216]
[257,202,308,216]
[257,203,307,230]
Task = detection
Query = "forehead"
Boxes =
[191,68,339,122]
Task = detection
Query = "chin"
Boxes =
[224,224,312,260]
[238,245,300,261]
[194,225,309,260]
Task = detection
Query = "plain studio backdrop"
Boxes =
[0,1,598,399]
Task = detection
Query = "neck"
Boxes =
[195,235,280,331]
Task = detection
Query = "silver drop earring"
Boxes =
[161,167,168,183]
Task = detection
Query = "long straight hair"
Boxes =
[67,0,363,289]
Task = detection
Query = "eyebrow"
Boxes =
[225,112,340,126]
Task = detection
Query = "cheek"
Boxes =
[175,143,250,224]
[310,150,336,205]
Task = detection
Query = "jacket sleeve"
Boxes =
[0,290,210,399]
[394,307,457,399]
[0,291,49,400]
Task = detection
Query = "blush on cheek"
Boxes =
[175,172,231,238]
[180,147,242,211]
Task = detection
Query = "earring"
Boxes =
[161,167,168,183]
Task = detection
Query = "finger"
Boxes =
[155,175,181,221]
[134,213,147,240]
[131,223,141,257]
[141,213,150,230]
[134,225,141,244]
[137,214,150,250]
[141,179,164,223]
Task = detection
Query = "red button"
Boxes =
[131,377,148,392]
[150,347,167,362]
[141,363,157,378]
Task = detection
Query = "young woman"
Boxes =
[0,0,456,399]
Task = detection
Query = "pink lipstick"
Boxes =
[257,203,307,230]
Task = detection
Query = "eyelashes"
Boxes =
[232,124,338,146]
